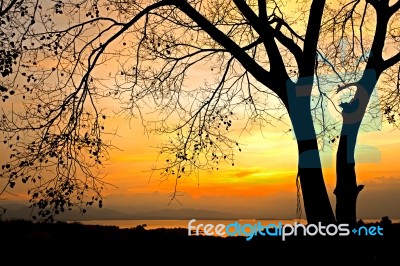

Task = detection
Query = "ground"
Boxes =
[0,219,398,264]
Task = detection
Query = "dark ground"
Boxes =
[0,218,398,264]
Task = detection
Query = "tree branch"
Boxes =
[389,0,400,15]
[383,52,400,70]
[258,0,267,20]
[366,1,391,74]
[272,27,303,65]
[0,0,18,17]
[300,0,326,78]
[79,0,177,93]
[365,0,379,9]
[232,0,288,79]
[175,0,276,91]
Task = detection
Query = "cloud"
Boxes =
[3,175,399,221]
[235,170,259,178]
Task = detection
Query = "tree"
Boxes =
[317,0,400,224]
[0,0,399,224]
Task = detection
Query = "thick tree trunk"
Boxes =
[298,162,336,224]
[287,80,335,224]
[334,74,377,225]
[296,140,336,224]
[335,126,364,225]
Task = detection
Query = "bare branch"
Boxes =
[389,0,400,14]
[175,0,275,89]
[383,52,400,71]
[0,0,18,17]
[300,0,327,78]
[232,0,288,79]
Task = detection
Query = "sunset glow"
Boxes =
[1,0,399,222]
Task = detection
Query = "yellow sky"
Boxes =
[83,107,400,219]
[4,56,400,220]
[2,0,400,220]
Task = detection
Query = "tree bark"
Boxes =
[334,74,376,225]
[335,134,364,225]
[296,140,336,225]
[287,80,335,224]
[298,162,336,224]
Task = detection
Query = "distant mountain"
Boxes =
[0,203,131,221]
[58,207,131,221]
[133,208,238,220]
[0,203,34,220]
[0,204,239,221]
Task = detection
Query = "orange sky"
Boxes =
[75,108,400,219]
[6,91,400,220]
[2,0,400,220]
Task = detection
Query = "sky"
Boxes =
[1,0,400,221]
[6,105,400,220]
[81,114,400,220]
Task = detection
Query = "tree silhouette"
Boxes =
[0,0,399,224]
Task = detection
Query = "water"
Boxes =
[72,218,398,238]
[74,218,396,230]
[76,219,306,230]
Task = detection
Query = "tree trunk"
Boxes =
[335,134,364,225]
[296,140,336,224]
[287,80,335,224]
[334,74,376,225]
